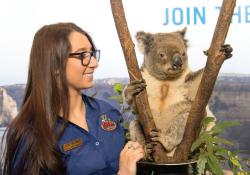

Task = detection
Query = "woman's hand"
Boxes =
[117,141,145,175]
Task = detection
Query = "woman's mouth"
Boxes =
[83,73,93,77]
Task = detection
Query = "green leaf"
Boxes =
[210,137,234,146]
[197,154,207,175]
[206,138,214,155]
[210,121,240,135]
[213,146,228,157]
[113,83,124,95]
[207,154,223,175]
[230,156,242,168]
[191,133,211,152]
[202,117,215,129]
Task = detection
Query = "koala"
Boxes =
[124,28,233,157]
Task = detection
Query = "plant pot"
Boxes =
[137,160,197,175]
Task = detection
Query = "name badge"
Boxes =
[100,114,117,131]
[63,138,83,152]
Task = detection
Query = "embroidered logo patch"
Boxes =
[100,114,117,131]
[63,138,83,152]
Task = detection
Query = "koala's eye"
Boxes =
[182,52,186,56]
[159,53,165,58]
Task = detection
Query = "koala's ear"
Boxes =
[178,27,188,47]
[179,27,187,37]
[136,31,154,54]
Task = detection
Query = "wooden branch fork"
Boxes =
[110,0,236,163]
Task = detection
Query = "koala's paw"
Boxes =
[124,79,146,105]
[149,128,164,143]
[144,142,155,161]
[203,44,233,59]
[220,44,233,59]
[125,130,131,142]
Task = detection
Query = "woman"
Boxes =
[3,23,145,175]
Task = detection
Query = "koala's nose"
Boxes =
[172,55,183,70]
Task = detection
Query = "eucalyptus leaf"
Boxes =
[213,146,228,156]
[210,121,240,135]
[191,134,209,152]
[207,155,223,175]
[230,156,242,168]
[191,117,247,174]
[202,117,215,129]
[113,83,124,95]
[210,137,234,146]
[197,154,207,175]
[206,138,214,155]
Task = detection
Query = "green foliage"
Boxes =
[113,83,124,95]
[109,83,124,104]
[109,82,135,141]
[197,154,207,175]
[191,117,250,175]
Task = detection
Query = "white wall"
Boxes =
[0,0,249,85]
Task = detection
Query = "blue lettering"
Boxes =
[163,7,206,26]
[194,7,205,24]
[173,8,183,25]
[186,7,191,25]
[245,6,250,23]
[163,8,169,25]
[232,6,241,23]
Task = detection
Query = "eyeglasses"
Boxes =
[69,50,100,66]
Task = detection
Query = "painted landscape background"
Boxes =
[1,75,250,157]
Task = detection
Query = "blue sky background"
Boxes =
[0,0,249,86]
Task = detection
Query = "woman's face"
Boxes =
[66,31,99,91]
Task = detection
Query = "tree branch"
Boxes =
[110,0,169,162]
[173,0,237,161]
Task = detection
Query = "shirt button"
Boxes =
[95,141,100,146]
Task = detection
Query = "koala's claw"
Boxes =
[125,131,131,141]
[145,143,154,154]
[220,44,233,59]
[124,79,147,105]
[203,44,233,59]
[149,129,161,142]
[145,142,155,161]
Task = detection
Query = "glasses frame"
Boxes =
[69,49,100,66]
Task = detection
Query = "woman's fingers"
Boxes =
[118,141,146,175]
[125,141,143,150]
[124,141,145,160]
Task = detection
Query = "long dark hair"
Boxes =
[2,23,96,174]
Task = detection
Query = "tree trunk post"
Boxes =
[110,0,169,162]
[173,0,237,161]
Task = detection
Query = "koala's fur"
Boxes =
[126,28,215,157]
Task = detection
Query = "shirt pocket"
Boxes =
[65,143,107,175]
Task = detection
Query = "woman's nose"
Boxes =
[88,56,99,68]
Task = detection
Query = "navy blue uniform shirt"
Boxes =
[13,94,125,175]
